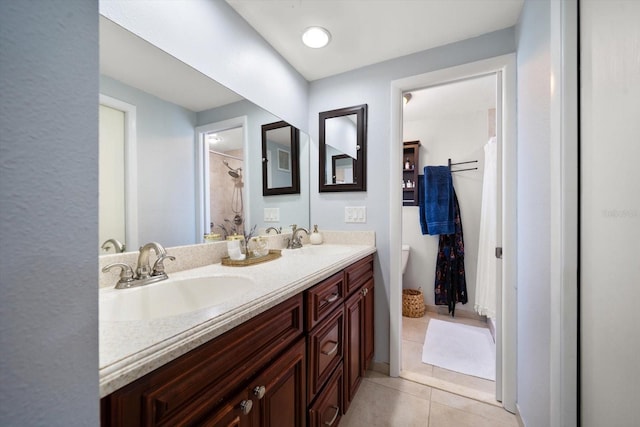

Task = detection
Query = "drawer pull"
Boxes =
[240,399,253,415]
[321,340,339,356]
[321,293,339,306]
[324,405,340,426]
[253,385,266,399]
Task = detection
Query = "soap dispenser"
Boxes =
[310,225,323,245]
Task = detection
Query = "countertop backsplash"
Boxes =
[99,230,375,289]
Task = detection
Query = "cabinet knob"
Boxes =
[361,287,368,297]
[240,399,253,415]
[253,385,266,399]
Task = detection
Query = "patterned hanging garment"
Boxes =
[434,189,468,316]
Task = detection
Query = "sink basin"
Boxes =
[100,275,255,321]
[282,244,353,257]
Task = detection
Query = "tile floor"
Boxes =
[340,371,519,427]
[339,312,518,426]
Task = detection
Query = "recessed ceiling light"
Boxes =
[208,133,222,144]
[302,27,331,48]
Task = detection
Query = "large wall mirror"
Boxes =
[98,16,310,253]
[319,104,368,192]
[261,121,300,196]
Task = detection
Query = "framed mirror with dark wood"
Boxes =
[319,104,367,192]
[261,120,300,196]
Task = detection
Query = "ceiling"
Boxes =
[100,1,523,114]
[403,74,497,123]
[226,0,524,81]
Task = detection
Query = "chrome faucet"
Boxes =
[265,226,282,235]
[101,238,126,253]
[102,241,175,289]
[287,225,309,249]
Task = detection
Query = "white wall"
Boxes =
[515,0,552,425]
[580,1,640,425]
[0,1,99,425]
[309,28,516,364]
[402,92,492,314]
[99,0,309,132]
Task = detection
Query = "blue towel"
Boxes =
[419,166,455,235]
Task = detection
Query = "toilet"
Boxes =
[401,244,410,274]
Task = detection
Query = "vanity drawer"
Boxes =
[103,295,303,427]
[307,306,344,404]
[344,255,373,296]
[308,363,343,427]
[305,271,345,331]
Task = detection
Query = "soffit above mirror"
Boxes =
[100,16,243,112]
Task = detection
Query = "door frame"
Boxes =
[99,94,138,252]
[389,54,517,412]
[195,116,249,243]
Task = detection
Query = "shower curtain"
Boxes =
[475,137,498,319]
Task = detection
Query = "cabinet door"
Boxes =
[249,338,306,427]
[363,278,375,370]
[343,278,375,413]
[344,289,364,412]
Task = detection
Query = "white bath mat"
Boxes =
[421,318,496,381]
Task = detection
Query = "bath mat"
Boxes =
[421,318,495,380]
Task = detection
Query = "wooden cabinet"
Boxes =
[101,295,303,426]
[343,256,375,413]
[403,141,420,206]
[101,255,375,427]
[248,338,306,427]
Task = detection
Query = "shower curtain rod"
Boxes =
[448,158,478,173]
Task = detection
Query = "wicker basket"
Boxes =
[402,288,425,318]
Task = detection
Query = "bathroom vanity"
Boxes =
[99,242,375,427]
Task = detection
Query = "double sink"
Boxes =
[99,244,354,322]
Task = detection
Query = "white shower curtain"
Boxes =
[475,137,497,319]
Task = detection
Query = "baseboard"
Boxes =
[369,361,390,376]
[516,403,525,427]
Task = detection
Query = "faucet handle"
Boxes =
[102,263,135,288]
[152,254,176,276]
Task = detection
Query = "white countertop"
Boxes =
[99,243,376,397]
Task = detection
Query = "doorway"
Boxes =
[98,94,138,253]
[389,54,517,412]
[400,74,499,404]
[195,116,249,242]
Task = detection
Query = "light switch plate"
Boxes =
[345,206,366,223]
[264,207,280,222]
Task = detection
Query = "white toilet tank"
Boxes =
[401,244,410,274]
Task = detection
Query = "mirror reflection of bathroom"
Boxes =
[207,127,245,238]
[401,73,500,400]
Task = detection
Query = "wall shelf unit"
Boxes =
[402,141,420,206]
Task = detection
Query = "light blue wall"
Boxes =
[101,76,197,247]
[0,1,99,425]
[308,28,516,364]
[516,0,551,425]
